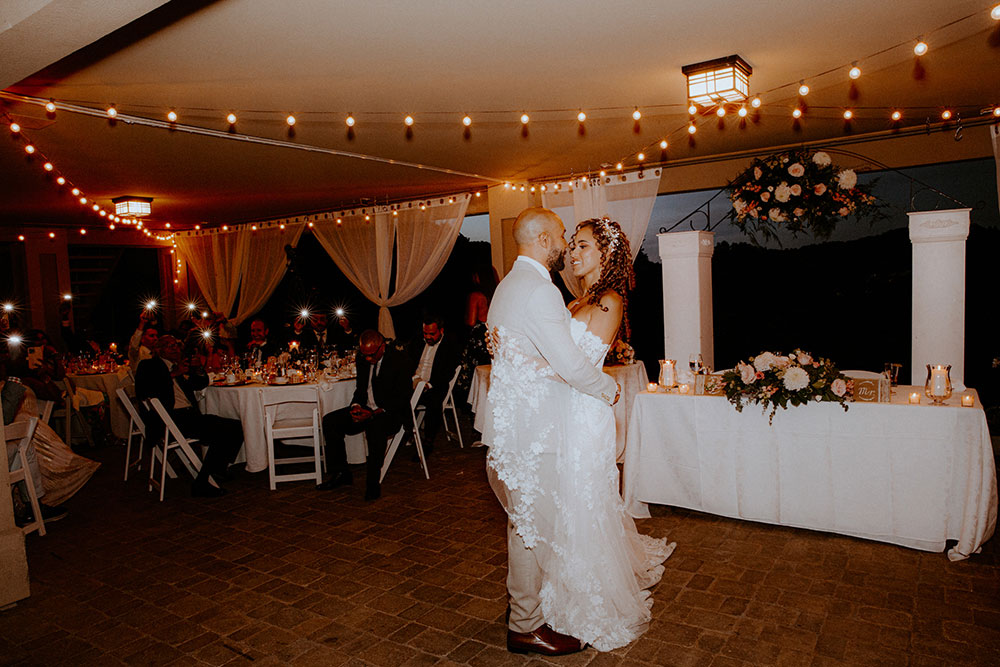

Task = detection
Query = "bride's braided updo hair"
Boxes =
[574,217,636,341]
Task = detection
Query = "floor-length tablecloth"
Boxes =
[68,368,133,439]
[201,379,362,473]
[468,362,647,461]
[623,386,997,560]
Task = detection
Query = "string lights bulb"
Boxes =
[17,235,24,241]
[659,139,668,149]
[687,122,697,134]
[750,96,762,109]
[577,110,586,122]
[56,176,65,185]
[615,162,624,170]
[891,110,902,121]
[108,223,115,230]
[632,108,641,121]
[941,109,952,120]
[71,188,80,196]
[520,113,530,124]
[91,204,99,211]
[992,4,1000,20]
[286,115,296,126]
[167,109,177,122]
[849,63,862,79]
[48,232,55,239]
[792,108,803,118]
[637,152,645,162]
[45,100,56,113]
[226,113,237,124]
[9,122,20,133]
[79,197,87,204]
[843,110,853,120]
[106,105,117,118]
[716,107,726,117]
[798,81,809,96]
[24,144,35,154]
[345,114,355,127]
[404,115,414,126]
[462,115,472,127]
[738,106,748,118]
[687,104,697,115]
[43,162,53,171]
[993,106,1000,117]
[79,228,86,235]
[914,39,928,56]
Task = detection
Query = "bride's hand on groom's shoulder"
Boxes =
[484,326,500,357]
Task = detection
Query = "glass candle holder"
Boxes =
[961,394,974,407]
[647,382,658,393]
[924,364,952,405]
[659,359,676,388]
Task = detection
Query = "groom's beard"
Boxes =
[546,247,566,273]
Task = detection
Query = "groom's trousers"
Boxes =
[505,452,556,633]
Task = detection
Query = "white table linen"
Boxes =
[68,368,133,439]
[623,386,997,560]
[468,362,647,461]
[201,379,362,473]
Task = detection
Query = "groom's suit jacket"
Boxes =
[483,255,616,448]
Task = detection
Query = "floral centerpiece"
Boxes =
[722,349,850,423]
[604,339,635,366]
[728,149,881,243]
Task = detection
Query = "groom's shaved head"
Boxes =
[513,207,562,248]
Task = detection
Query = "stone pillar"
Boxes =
[487,185,537,279]
[658,230,715,371]
[908,208,970,390]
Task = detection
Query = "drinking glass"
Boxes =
[883,362,901,388]
[689,353,704,375]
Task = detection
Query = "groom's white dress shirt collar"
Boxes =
[515,255,551,282]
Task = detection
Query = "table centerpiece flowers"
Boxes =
[604,338,636,366]
[722,349,850,423]
[728,149,881,243]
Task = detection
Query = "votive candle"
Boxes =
[908,392,920,404]
[647,382,658,393]
[961,394,974,407]
[678,383,690,395]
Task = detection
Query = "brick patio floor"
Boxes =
[2,415,999,666]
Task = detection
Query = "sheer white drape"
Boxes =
[312,195,469,337]
[542,170,662,296]
[174,230,248,316]
[232,224,305,325]
[992,124,999,218]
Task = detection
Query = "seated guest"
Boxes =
[191,334,226,373]
[318,330,412,500]
[302,311,331,354]
[330,314,360,353]
[128,310,159,369]
[11,329,67,402]
[406,313,461,455]
[246,318,280,365]
[135,336,243,498]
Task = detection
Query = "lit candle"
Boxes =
[929,365,949,397]
[961,394,974,407]
[109,342,117,352]
[678,383,690,395]
[909,392,920,404]
[647,382,658,393]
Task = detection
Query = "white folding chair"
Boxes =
[380,381,429,483]
[441,366,464,448]
[116,388,147,481]
[147,398,203,501]
[3,417,45,537]
[259,387,324,490]
[50,378,93,448]
[35,399,55,425]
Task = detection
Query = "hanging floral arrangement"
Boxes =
[728,149,882,243]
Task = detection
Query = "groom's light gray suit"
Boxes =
[484,255,617,633]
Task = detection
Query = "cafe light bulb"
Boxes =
[993,106,1000,117]
[404,115,414,126]
[750,96,762,109]
[226,113,237,124]
[462,115,472,126]
[577,110,586,122]
[24,145,35,154]
[48,232,56,239]
[687,123,697,134]
[792,108,803,118]
[849,64,862,79]
[167,110,177,122]
[659,139,668,149]
[891,110,902,121]
[637,152,645,161]
[738,106,748,118]
[632,108,641,121]
[914,40,928,56]
[45,101,56,113]
[798,82,809,96]
[616,162,624,170]
[345,114,355,127]
[716,107,726,117]
[286,115,296,126]
[71,188,80,196]
[17,235,24,241]
[941,109,952,120]
[687,104,697,115]
[992,4,1000,20]
[9,122,20,133]
[79,197,87,204]
[520,113,530,125]
[106,105,117,118]
[843,110,853,120]
[43,162,53,171]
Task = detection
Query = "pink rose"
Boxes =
[832,378,847,397]
[788,163,805,178]
[790,184,802,196]
[760,192,770,202]
[740,363,756,384]
[838,207,850,216]
[797,352,813,365]
[814,183,827,196]
[793,208,805,218]
[754,167,763,180]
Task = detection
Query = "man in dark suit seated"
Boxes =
[318,330,412,501]
[245,318,280,366]
[135,335,244,498]
[406,313,461,456]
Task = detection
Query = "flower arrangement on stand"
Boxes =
[604,338,635,366]
[728,149,881,243]
[721,349,851,423]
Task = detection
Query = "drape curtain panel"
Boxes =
[992,124,1000,218]
[174,230,248,318]
[312,195,469,338]
[542,170,662,297]
[232,224,306,325]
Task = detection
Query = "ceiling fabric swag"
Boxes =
[311,194,470,338]
[232,223,306,326]
[173,230,249,318]
[542,169,662,297]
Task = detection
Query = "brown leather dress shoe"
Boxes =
[507,624,584,656]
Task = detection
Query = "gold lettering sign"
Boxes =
[853,379,880,402]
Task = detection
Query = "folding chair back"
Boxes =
[116,388,147,481]
[380,381,429,483]
[35,399,55,425]
[3,417,45,536]
[147,398,203,501]
[259,387,324,490]
[441,365,464,448]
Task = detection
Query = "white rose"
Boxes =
[740,363,756,384]
[774,183,792,203]
[754,352,776,372]
[813,151,832,166]
[788,163,805,178]
[753,167,763,180]
[837,169,858,190]
[733,199,747,213]
[760,192,770,202]
[782,366,810,391]
[768,208,787,222]
[789,184,802,196]
[797,352,813,365]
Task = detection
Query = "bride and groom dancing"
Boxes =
[483,207,675,655]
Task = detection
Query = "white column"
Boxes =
[908,208,970,389]
[658,231,715,371]
[487,185,537,279]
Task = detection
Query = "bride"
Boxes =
[543,217,675,651]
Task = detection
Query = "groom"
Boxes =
[484,207,620,656]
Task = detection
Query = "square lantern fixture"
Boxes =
[112,196,152,217]
[682,55,752,107]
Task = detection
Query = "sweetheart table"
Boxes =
[623,387,997,560]
[200,379,364,473]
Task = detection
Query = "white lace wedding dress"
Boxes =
[540,318,676,651]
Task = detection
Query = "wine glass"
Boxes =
[689,353,704,375]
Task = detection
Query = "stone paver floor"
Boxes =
[2,414,999,666]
